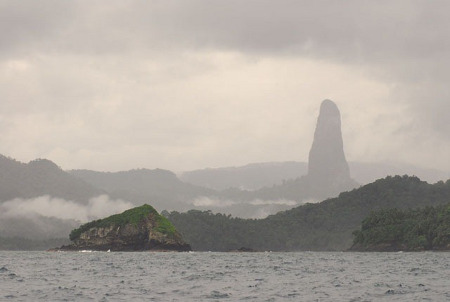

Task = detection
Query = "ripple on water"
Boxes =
[4,295,17,299]
[206,290,230,299]
[0,251,449,301]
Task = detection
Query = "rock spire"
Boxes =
[307,99,351,186]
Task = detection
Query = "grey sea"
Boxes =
[0,251,449,301]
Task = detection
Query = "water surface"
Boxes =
[1,251,448,301]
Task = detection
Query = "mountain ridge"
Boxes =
[0,155,104,203]
[180,161,449,190]
[167,175,450,251]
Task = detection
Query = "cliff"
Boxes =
[57,204,191,251]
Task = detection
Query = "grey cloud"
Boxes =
[4,1,448,59]
[4,1,450,79]
[0,1,78,57]
[0,1,448,171]
[6,1,450,84]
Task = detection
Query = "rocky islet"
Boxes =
[55,204,191,252]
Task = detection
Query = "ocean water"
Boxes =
[0,251,449,301]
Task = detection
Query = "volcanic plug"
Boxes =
[307,99,352,189]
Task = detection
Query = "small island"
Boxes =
[54,204,191,252]
[350,204,450,252]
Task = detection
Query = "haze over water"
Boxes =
[1,251,449,301]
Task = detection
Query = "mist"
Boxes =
[1,195,133,223]
[0,195,134,239]
[187,196,320,219]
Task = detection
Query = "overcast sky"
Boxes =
[0,1,449,172]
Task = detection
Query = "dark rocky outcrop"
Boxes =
[56,204,191,252]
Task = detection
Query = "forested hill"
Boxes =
[166,175,450,251]
[351,204,450,251]
[0,155,103,203]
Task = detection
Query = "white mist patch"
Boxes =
[0,195,134,223]
[191,197,236,208]
[249,199,298,206]
[298,198,321,205]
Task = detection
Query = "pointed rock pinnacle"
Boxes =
[307,99,351,184]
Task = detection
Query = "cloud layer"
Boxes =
[0,195,134,239]
[0,1,448,172]
[1,195,133,223]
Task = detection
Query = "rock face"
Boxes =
[57,204,191,251]
[307,99,353,191]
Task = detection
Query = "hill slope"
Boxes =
[70,168,216,211]
[350,204,450,251]
[180,162,308,191]
[167,175,450,251]
[0,155,103,203]
[180,161,449,191]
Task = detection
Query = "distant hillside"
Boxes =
[0,154,123,249]
[70,166,356,218]
[166,175,450,251]
[180,161,449,190]
[218,173,358,206]
[69,168,217,211]
[349,162,449,185]
[0,155,103,203]
[179,162,308,191]
[0,214,78,240]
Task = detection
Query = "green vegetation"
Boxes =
[69,204,165,241]
[166,176,450,251]
[154,215,177,235]
[352,204,450,251]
